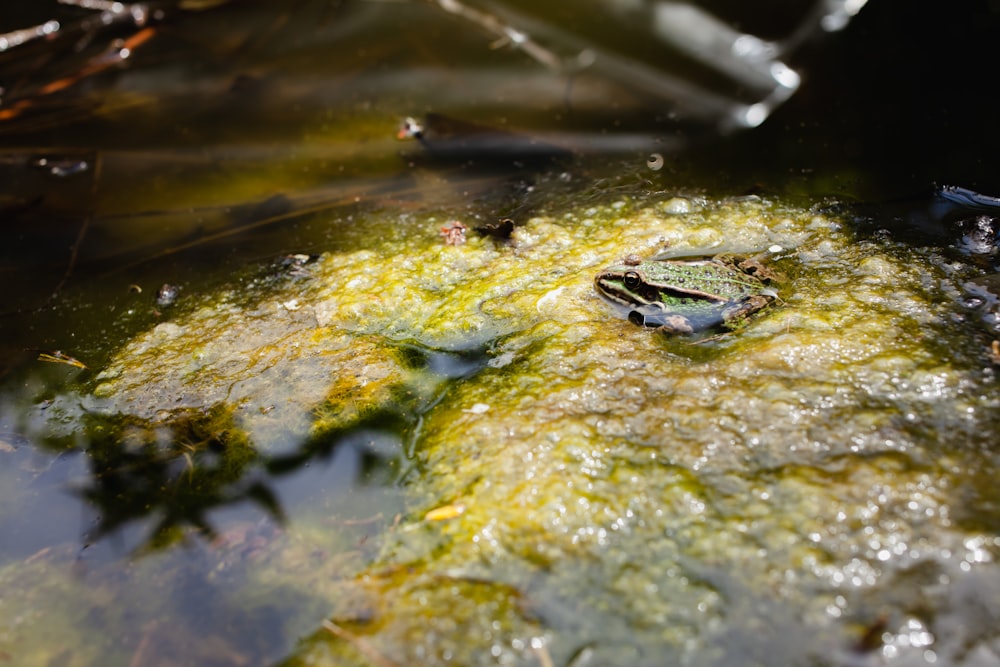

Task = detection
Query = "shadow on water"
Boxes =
[2,0,1000,665]
[2,334,488,558]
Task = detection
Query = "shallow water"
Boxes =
[3,2,1000,666]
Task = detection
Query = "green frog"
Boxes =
[593,254,779,335]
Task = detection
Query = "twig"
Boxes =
[0,0,153,56]
[36,351,88,369]
[428,0,564,70]
[48,152,99,301]
[533,642,555,667]
[127,621,157,667]
[58,0,154,28]
[0,21,61,53]
[321,619,401,667]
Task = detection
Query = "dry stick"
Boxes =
[321,619,402,667]
[0,1,149,57]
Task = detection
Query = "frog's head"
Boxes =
[594,264,661,307]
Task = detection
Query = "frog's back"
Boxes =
[650,258,765,302]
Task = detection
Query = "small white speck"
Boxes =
[462,403,490,414]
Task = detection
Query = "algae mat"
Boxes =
[7,194,1000,666]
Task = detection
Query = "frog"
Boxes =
[593,254,779,335]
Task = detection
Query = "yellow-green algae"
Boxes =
[80,194,1000,665]
[299,202,996,665]
[92,297,420,448]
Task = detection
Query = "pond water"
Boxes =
[2,2,1000,666]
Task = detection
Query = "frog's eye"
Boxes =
[623,272,642,289]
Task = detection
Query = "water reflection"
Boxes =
[0,393,402,554]
[77,405,280,550]
[0,329,488,556]
[0,419,399,664]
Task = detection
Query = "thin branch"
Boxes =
[427,0,565,70]
[321,619,402,667]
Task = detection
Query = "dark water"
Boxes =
[3,0,998,322]
[2,1,1000,665]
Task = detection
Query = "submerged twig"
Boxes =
[0,1,243,124]
[0,25,159,122]
[48,152,101,302]
[322,619,401,667]
[0,1,152,56]
[127,621,157,667]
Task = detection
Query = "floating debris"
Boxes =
[396,116,424,140]
[439,220,468,245]
[156,284,180,307]
[475,217,515,240]
[36,350,87,369]
[423,503,466,521]
[28,156,89,178]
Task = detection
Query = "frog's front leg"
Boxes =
[628,306,695,335]
[655,315,696,335]
[720,295,773,329]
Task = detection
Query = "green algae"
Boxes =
[255,197,1000,663]
[88,195,816,451]
[21,190,1000,665]
[90,292,426,450]
[302,281,996,665]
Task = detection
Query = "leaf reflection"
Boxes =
[76,404,282,552]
